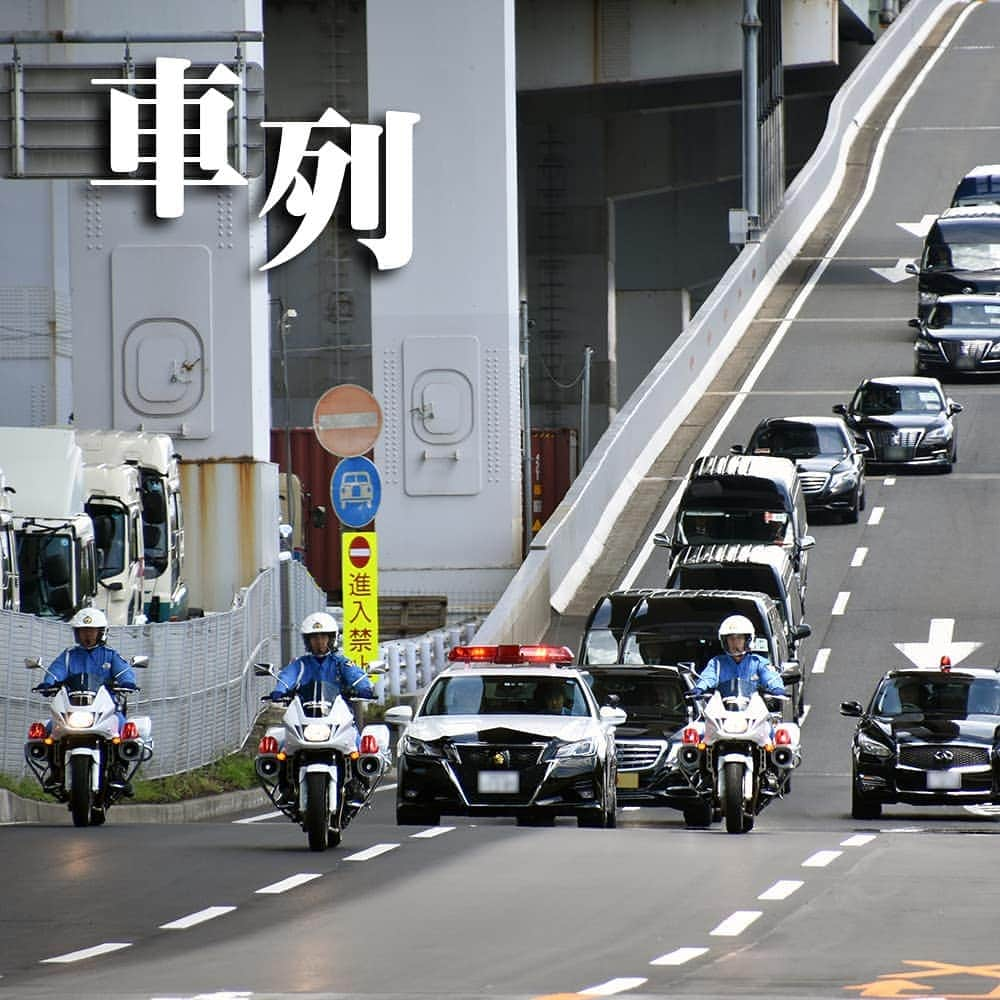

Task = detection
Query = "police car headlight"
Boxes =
[400,735,444,758]
[722,717,749,735]
[68,711,96,729]
[302,724,332,742]
[857,732,893,759]
[555,738,597,759]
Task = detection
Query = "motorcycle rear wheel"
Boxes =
[69,756,93,828]
[723,761,749,834]
[305,772,330,852]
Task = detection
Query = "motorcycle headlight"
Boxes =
[555,738,597,759]
[923,424,950,443]
[67,711,96,729]
[400,735,444,758]
[302,723,332,742]
[857,731,893,759]
[721,717,750,735]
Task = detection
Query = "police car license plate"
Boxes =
[927,770,961,790]
[616,772,639,789]
[478,771,519,793]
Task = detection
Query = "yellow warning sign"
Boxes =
[847,960,1000,998]
[341,531,379,669]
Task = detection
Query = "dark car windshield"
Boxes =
[928,301,1000,329]
[853,384,944,417]
[421,675,592,717]
[874,676,1000,718]
[677,509,789,546]
[587,673,687,726]
[749,423,848,459]
[924,242,1000,271]
[581,628,620,665]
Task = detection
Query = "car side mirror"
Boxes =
[253,662,275,677]
[129,655,149,669]
[730,444,745,454]
[794,623,812,640]
[24,656,41,670]
[908,318,921,329]
[800,535,816,551]
[652,531,671,548]
[832,403,847,416]
[600,705,628,725]
[383,705,413,726]
[840,700,864,717]
[604,693,621,708]
[101,580,124,592]
[948,401,963,414]
[780,666,802,685]
[854,442,870,455]
[905,262,919,275]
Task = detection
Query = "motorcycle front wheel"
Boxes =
[723,760,751,834]
[305,772,330,852]
[69,756,93,828]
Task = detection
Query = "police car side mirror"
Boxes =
[384,705,413,726]
[840,700,864,717]
[24,656,41,670]
[130,655,150,669]
[730,444,745,454]
[600,706,627,725]
[253,662,276,677]
[800,535,816,551]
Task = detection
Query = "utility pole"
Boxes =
[741,0,761,241]
[580,346,593,463]
[519,300,533,557]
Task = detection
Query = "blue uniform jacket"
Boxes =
[270,652,374,701]
[42,644,137,691]
[693,652,786,699]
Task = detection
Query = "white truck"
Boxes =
[0,466,19,611]
[0,427,98,620]
[76,430,189,621]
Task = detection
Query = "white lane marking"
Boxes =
[832,592,851,616]
[42,942,132,964]
[868,506,884,526]
[758,880,804,901]
[884,477,896,486]
[802,850,843,868]
[650,947,709,966]
[851,547,868,567]
[580,977,648,995]
[409,826,455,839]
[256,873,323,894]
[710,911,762,936]
[841,834,877,847]
[160,906,237,930]
[377,782,397,792]
[343,843,400,862]
[799,704,811,724]
[621,806,642,812]
[233,810,283,824]
[812,648,831,675]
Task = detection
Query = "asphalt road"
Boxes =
[5,4,1000,998]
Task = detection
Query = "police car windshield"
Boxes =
[874,676,1000,718]
[421,675,591,717]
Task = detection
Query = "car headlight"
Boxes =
[400,734,444,758]
[829,469,858,492]
[913,337,937,353]
[919,291,939,306]
[857,731,893,759]
[722,717,750,734]
[67,711,96,729]
[923,424,951,443]
[302,723,332,742]
[555,738,597,759]
[988,342,1000,359]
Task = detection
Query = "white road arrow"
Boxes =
[896,215,938,238]
[894,618,982,669]
[870,258,916,283]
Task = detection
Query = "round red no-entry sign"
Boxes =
[313,384,383,458]
[348,535,372,569]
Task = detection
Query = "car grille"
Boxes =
[616,739,668,771]
[451,742,549,805]
[868,427,922,459]
[941,339,993,365]
[898,744,990,769]
[797,472,829,494]
[455,744,546,768]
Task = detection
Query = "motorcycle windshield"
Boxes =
[63,669,105,705]
[716,676,765,700]
[296,679,340,718]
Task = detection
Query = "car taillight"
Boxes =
[258,735,279,754]
[359,734,379,755]
[121,721,139,740]
[28,722,46,740]
[774,727,793,745]
[682,727,700,745]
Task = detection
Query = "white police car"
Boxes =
[384,644,627,828]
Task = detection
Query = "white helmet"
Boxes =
[718,614,755,650]
[70,607,108,645]
[301,611,339,651]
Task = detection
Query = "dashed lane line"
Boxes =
[649,947,709,966]
[832,592,851,616]
[579,978,648,995]
[842,834,877,847]
[812,648,831,675]
[884,477,896,486]
[758,880,804,901]
[343,843,400,862]
[868,506,884,526]
[233,810,282,824]
[256,873,323,894]
[851,547,868,567]
[802,850,843,868]
[160,906,237,930]
[409,826,455,839]
[710,911,762,936]
[41,943,132,964]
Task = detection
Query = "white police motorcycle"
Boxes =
[253,665,392,851]
[24,656,153,827]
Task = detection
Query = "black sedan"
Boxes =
[733,415,868,522]
[833,376,962,473]
[841,665,1000,819]
[911,294,1000,377]
[583,663,701,818]
[385,644,626,828]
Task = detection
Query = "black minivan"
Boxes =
[906,207,1000,318]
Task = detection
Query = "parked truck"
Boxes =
[0,427,98,619]
[76,429,189,621]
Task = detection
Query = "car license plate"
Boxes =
[478,771,519,793]
[617,772,639,789]
[927,770,961,790]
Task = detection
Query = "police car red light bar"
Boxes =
[774,727,793,745]
[359,733,379,755]
[120,721,139,741]
[258,735,279,755]
[448,644,575,664]
[28,722,46,740]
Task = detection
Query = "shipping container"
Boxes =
[530,428,578,535]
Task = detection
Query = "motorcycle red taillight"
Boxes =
[121,721,139,740]
[774,727,792,745]
[259,735,279,755]
[359,733,379,755]
[682,726,700,745]
[28,722,46,740]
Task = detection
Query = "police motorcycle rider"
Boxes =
[691,614,787,794]
[268,612,376,805]
[33,608,138,795]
